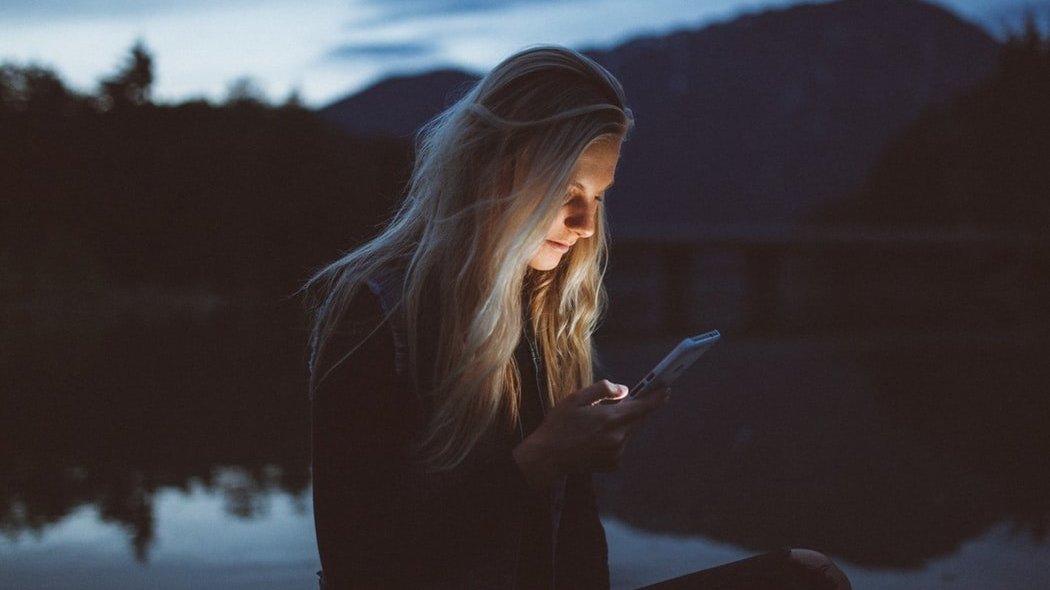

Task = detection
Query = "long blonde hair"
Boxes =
[305,46,633,470]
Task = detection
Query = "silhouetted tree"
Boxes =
[1000,10,1049,78]
[1,50,410,298]
[224,76,268,106]
[280,86,307,110]
[0,62,86,117]
[98,39,155,110]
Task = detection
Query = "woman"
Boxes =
[305,46,850,590]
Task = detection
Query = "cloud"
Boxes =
[367,0,547,17]
[0,0,537,21]
[0,0,259,21]
[325,41,436,60]
[346,0,558,29]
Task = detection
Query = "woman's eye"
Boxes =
[565,191,604,203]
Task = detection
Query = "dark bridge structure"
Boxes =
[605,224,1045,336]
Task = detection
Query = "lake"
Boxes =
[2,301,1047,589]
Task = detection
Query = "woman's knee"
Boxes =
[788,548,852,590]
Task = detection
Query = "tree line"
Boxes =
[2,26,1047,308]
[1,41,411,301]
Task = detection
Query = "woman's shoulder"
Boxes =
[331,262,407,336]
[311,285,402,403]
[335,284,386,336]
[362,263,408,315]
[320,264,411,380]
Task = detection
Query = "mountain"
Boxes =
[319,69,478,139]
[817,25,1050,232]
[319,0,1001,227]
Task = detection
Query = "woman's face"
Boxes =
[527,138,620,271]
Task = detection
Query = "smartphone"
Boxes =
[624,330,721,401]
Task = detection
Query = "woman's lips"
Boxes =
[546,240,571,253]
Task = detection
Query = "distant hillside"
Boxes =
[816,22,1050,232]
[319,0,1000,228]
[319,69,479,139]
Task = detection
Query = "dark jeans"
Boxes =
[637,548,852,590]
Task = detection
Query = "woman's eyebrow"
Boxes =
[572,180,615,193]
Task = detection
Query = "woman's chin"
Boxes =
[527,253,563,271]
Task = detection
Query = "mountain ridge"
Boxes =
[320,0,1001,227]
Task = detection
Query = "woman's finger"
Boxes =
[607,387,669,423]
[564,379,628,407]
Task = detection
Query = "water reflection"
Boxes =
[604,518,1050,590]
[0,476,317,590]
[0,303,310,561]
[1,300,1048,579]
[4,481,1049,590]
[595,330,1050,568]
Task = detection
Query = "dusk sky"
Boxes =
[0,0,1041,108]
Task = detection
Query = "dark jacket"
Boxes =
[311,266,610,589]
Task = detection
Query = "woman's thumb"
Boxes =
[568,380,628,406]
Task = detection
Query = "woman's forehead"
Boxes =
[572,139,620,192]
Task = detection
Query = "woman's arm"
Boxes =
[310,289,535,589]
[311,289,428,588]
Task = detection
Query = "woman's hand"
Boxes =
[512,380,669,488]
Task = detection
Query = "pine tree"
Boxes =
[99,39,155,110]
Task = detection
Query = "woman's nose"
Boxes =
[565,199,597,238]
